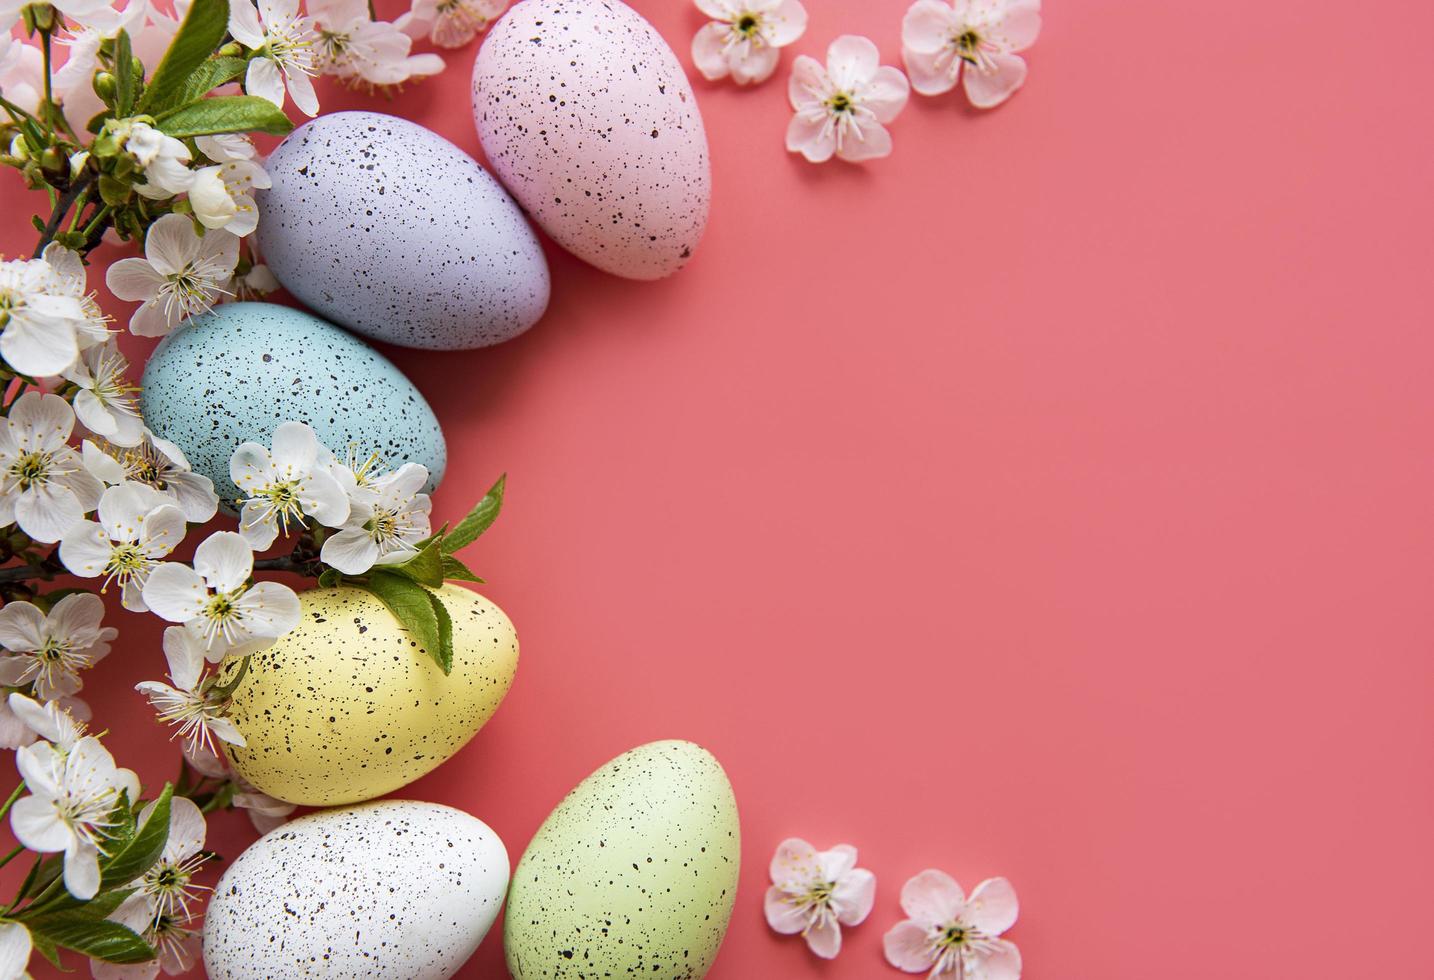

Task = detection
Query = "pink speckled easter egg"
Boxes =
[472,0,711,281]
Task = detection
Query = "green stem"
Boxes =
[0,94,42,128]
[0,783,24,823]
[40,31,53,111]
[0,846,23,873]
[31,171,95,257]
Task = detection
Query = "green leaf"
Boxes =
[443,475,506,554]
[179,55,249,106]
[155,95,294,138]
[99,784,172,890]
[29,930,61,968]
[388,539,444,587]
[28,885,136,921]
[113,30,136,116]
[426,589,454,675]
[317,568,343,589]
[138,0,230,113]
[361,573,447,674]
[26,913,155,964]
[440,554,484,584]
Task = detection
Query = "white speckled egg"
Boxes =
[221,584,519,806]
[258,111,550,349]
[204,800,509,979]
[504,740,740,978]
[473,0,711,280]
[140,302,446,509]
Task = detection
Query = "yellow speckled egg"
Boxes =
[219,584,518,806]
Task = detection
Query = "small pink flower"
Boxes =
[884,870,1022,979]
[902,0,1041,108]
[764,838,876,958]
[691,0,808,86]
[786,36,910,164]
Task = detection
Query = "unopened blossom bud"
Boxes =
[93,71,117,103]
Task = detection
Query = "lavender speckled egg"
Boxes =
[258,110,550,349]
[472,0,711,280]
[140,302,446,509]
[504,740,740,978]
[203,800,509,979]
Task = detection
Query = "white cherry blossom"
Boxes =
[135,625,246,754]
[0,392,104,542]
[10,735,140,900]
[196,133,258,163]
[0,593,115,701]
[113,794,210,927]
[143,531,301,658]
[123,121,195,200]
[7,692,88,751]
[787,36,910,164]
[82,431,219,524]
[188,159,271,237]
[0,920,31,980]
[62,342,143,447]
[221,262,280,302]
[228,0,322,116]
[105,214,239,336]
[765,838,877,958]
[401,0,506,49]
[902,0,1040,108]
[321,461,430,573]
[231,421,350,549]
[884,871,1022,979]
[38,244,112,353]
[692,0,807,86]
[312,0,444,86]
[182,741,295,833]
[59,482,186,611]
[0,256,93,378]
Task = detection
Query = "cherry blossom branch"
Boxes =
[31,171,95,257]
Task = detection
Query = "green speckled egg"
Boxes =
[504,740,741,979]
[219,584,518,806]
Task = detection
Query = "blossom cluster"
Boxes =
[690,0,1042,164]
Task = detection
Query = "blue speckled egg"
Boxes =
[504,740,741,978]
[258,111,550,350]
[204,800,509,979]
[473,0,712,281]
[140,302,446,508]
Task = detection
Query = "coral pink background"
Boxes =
[5,0,1434,976]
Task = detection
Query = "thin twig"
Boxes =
[32,171,96,257]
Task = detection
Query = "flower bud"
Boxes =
[93,71,117,103]
[39,146,67,182]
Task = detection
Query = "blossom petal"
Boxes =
[141,562,209,623]
[865,65,911,123]
[245,56,286,108]
[58,521,110,578]
[143,213,202,276]
[788,53,829,109]
[826,34,880,90]
[236,581,301,638]
[230,440,275,493]
[15,482,85,542]
[817,843,857,880]
[803,914,842,959]
[904,45,961,97]
[964,877,1019,937]
[320,527,380,575]
[837,121,893,163]
[833,867,876,926]
[0,601,47,652]
[227,0,265,47]
[1,312,80,378]
[129,300,177,337]
[10,795,73,853]
[270,420,318,476]
[63,838,102,899]
[902,0,957,55]
[786,112,836,163]
[302,469,350,527]
[769,837,820,890]
[139,504,186,559]
[691,22,731,81]
[882,919,935,972]
[730,43,780,86]
[996,2,1041,52]
[765,0,808,47]
[164,795,208,859]
[693,0,734,18]
[900,869,966,926]
[970,938,1022,980]
[762,884,809,935]
[161,625,205,690]
[962,51,1027,108]
[193,530,253,593]
[285,68,320,116]
[0,921,32,980]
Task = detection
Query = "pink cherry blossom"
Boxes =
[901,0,1041,108]
[883,870,1022,979]
[764,838,876,958]
[786,35,910,164]
[691,0,807,87]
